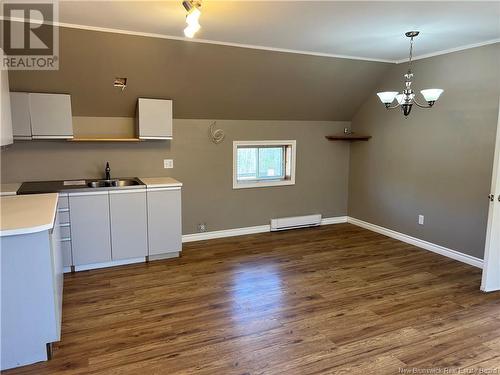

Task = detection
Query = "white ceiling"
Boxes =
[56,1,500,62]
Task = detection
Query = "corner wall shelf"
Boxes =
[325,135,372,142]
[68,137,143,142]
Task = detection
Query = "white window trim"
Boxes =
[233,140,296,189]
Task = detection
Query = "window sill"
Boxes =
[233,179,295,189]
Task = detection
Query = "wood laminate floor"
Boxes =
[6,223,500,374]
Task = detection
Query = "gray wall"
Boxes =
[349,43,500,259]
[1,120,351,234]
[8,25,389,120]
[3,25,384,235]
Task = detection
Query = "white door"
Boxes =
[481,98,500,292]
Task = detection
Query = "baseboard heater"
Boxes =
[270,214,322,231]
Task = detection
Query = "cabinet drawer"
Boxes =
[61,240,73,267]
[58,194,69,209]
[60,225,71,239]
[58,210,70,223]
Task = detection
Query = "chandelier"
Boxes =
[377,31,443,116]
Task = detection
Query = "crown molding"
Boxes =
[2,16,498,65]
[1,16,394,63]
[395,38,500,64]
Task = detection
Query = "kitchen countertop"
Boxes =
[139,177,182,188]
[0,183,21,196]
[17,178,145,195]
[14,177,182,195]
[0,193,58,237]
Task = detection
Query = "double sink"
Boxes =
[17,177,146,195]
[86,178,142,188]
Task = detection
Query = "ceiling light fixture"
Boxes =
[377,31,443,117]
[182,0,202,38]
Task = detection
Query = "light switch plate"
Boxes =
[163,159,173,169]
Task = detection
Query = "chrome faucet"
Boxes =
[105,162,111,180]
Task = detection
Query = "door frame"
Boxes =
[481,98,500,292]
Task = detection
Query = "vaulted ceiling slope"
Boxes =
[9,26,391,120]
[57,1,500,62]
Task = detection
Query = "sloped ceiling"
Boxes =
[8,26,391,120]
[57,1,500,62]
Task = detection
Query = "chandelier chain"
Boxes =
[408,36,414,74]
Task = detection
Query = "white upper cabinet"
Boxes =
[10,92,32,140]
[0,65,13,146]
[136,98,172,140]
[10,92,74,140]
[29,93,73,139]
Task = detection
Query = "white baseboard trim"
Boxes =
[321,216,348,225]
[182,224,270,243]
[347,217,484,269]
[182,216,348,243]
[74,257,146,272]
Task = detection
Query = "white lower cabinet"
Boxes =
[109,190,148,260]
[147,188,182,256]
[69,192,112,266]
[61,239,73,267]
[66,186,181,269]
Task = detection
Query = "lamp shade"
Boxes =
[421,89,443,102]
[377,91,398,104]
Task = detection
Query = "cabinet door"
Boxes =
[69,192,111,265]
[10,92,32,140]
[147,188,182,256]
[109,190,148,260]
[1,65,13,146]
[137,98,172,139]
[29,93,73,139]
[50,209,64,337]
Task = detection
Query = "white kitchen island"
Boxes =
[0,193,63,371]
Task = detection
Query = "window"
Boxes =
[233,140,296,189]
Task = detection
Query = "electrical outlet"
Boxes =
[418,215,425,225]
[163,159,174,169]
[198,223,207,233]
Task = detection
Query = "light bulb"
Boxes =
[184,23,200,38]
[421,89,443,102]
[376,91,398,104]
[186,7,201,25]
[184,7,201,38]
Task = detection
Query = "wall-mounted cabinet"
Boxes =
[0,59,13,146]
[136,98,173,140]
[10,92,74,140]
[30,93,73,139]
[10,93,31,140]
